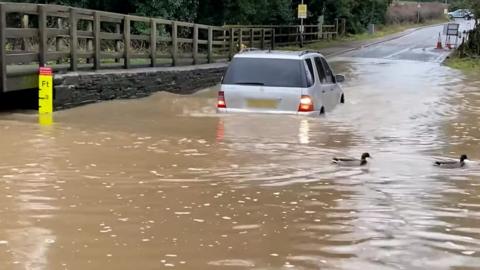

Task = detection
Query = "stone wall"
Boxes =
[53,63,228,110]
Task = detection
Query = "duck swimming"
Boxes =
[434,154,468,169]
[333,153,371,166]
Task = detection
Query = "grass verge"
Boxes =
[445,56,480,73]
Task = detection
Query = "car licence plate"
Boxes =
[246,99,279,109]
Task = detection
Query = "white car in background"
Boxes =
[217,50,345,116]
[448,9,474,20]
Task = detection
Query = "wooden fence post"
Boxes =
[260,29,265,50]
[171,21,178,66]
[0,4,6,92]
[221,29,226,56]
[69,8,78,71]
[229,28,234,59]
[271,28,275,50]
[335,18,339,39]
[341,19,347,36]
[238,29,243,51]
[207,26,213,63]
[21,15,29,51]
[38,5,47,67]
[150,19,157,67]
[193,24,199,65]
[86,20,93,63]
[115,24,121,63]
[123,16,131,69]
[250,28,254,48]
[56,18,64,64]
[94,12,101,70]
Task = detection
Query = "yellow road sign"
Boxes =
[298,4,307,19]
[39,67,53,125]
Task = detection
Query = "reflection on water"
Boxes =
[0,58,480,270]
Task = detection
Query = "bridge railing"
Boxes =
[0,2,278,92]
[0,2,344,92]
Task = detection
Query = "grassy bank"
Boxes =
[445,56,480,73]
[282,19,448,51]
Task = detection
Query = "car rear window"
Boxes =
[222,58,308,88]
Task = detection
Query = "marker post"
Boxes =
[38,67,53,125]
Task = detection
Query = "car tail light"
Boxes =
[217,91,227,108]
[298,95,314,112]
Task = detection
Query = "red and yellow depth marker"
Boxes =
[39,67,53,125]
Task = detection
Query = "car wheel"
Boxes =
[340,94,345,104]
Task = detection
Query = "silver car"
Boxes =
[217,50,345,116]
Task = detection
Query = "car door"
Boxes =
[313,57,330,111]
[314,57,335,111]
[320,57,342,110]
[303,58,323,112]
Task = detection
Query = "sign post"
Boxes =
[298,2,307,48]
[38,67,53,125]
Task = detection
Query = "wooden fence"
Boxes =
[228,19,347,47]
[0,2,344,92]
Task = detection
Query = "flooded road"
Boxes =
[1,24,480,270]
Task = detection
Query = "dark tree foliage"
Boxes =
[5,0,390,33]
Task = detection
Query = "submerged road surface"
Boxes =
[0,21,480,270]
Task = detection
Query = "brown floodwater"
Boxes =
[1,58,480,270]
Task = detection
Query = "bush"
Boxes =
[386,2,447,24]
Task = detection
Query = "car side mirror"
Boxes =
[335,74,345,83]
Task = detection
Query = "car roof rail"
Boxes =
[299,50,320,56]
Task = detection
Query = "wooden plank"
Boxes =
[193,24,199,65]
[100,52,123,58]
[38,5,47,67]
[127,14,151,23]
[158,37,172,43]
[101,32,123,40]
[197,40,208,45]
[171,21,178,66]
[131,53,150,59]
[6,53,37,65]
[47,51,69,61]
[77,30,94,38]
[212,40,225,46]
[94,11,101,70]
[0,4,6,92]
[207,27,213,63]
[150,19,157,67]
[131,34,150,41]
[152,18,172,25]
[69,8,78,71]
[78,52,94,58]
[4,3,38,14]
[178,53,194,59]
[176,21,194,28]
[124,16,131,69]
[49,28,69,37]
[5,28,38,38]
[177,38,193,44]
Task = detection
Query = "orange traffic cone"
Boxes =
[436,33,443,49]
